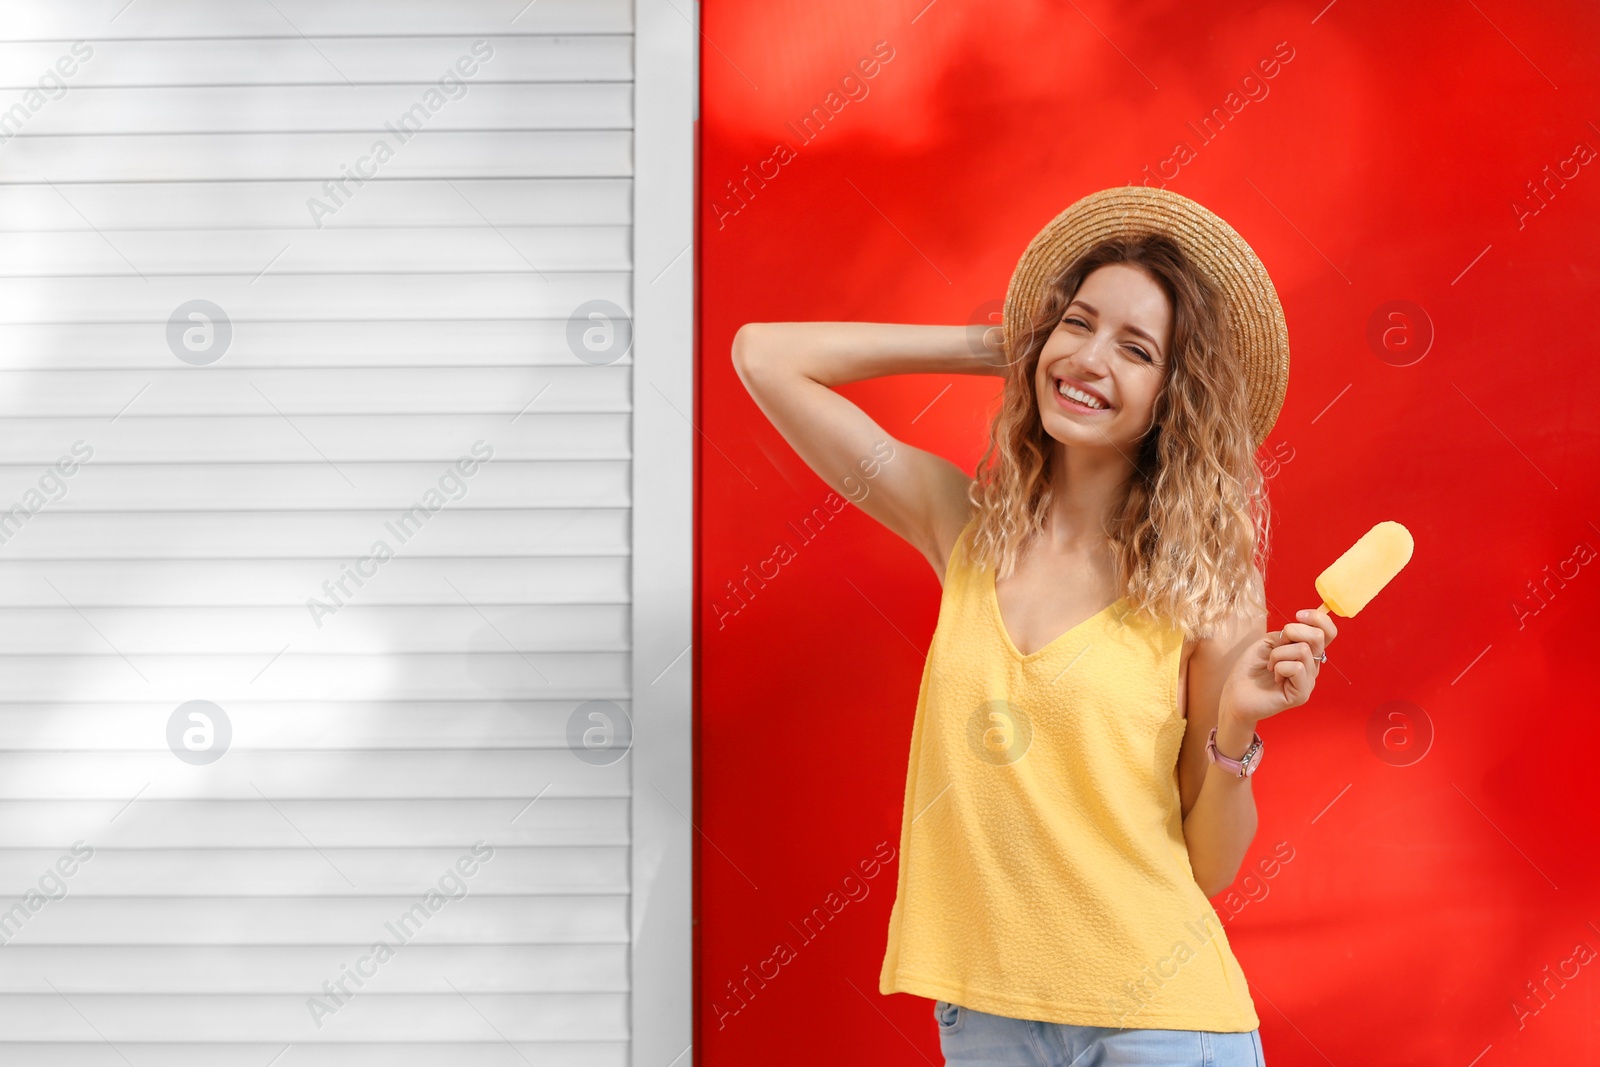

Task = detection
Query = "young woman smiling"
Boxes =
[732,187,1336,1066]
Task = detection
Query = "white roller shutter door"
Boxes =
[0,1,694,1063]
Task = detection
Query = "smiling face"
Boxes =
[1033,262,1173,455]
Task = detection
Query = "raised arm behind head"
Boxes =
[730,321,1005,580]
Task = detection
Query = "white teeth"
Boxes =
[1057,381,1108,409]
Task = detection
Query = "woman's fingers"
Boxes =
[1271,643,1318,670]
[1266,613,1335,707]
[1275,621,1328,660]
[1270,638,1320,688]
[1291,609,1338,645]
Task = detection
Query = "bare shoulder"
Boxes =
[1179,604,1267,721]
[1191,604,1268,663]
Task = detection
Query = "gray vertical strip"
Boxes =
[630,0,696,1063]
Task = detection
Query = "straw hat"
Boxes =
[1001,185,1290,447]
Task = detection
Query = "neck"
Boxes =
[1041,442,1133,551]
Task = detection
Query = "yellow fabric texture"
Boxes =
[879,515,1260,1031]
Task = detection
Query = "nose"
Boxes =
[1067,326,1114,378]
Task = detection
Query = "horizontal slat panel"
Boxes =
[1,0,632,36]
[2,8,648,1053]
[0,508,630,556]
[0,272,630,322]
[0,1046,622,1067]
[0,318,632,369]
[0,227,630,274]
[0,895,625,944]
[0,179,631,230]
[0,559,628,606]
[0,462,630,510]
[0,416,630,463]
[0,847,625,894]
[0,750,630,799]
[0,36,632,85]
[0,799,628,846]
[0,701,610,748]
[0,368,627,415]
[0,992,628,1042]
[0,652,632,702]
[0,944,627,992]
[22,85,631,134]
[0,130,631,182]
[0,605,631,653]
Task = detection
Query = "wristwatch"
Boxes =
[1207,726,1264,778]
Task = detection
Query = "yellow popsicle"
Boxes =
[1314,521,1414,617]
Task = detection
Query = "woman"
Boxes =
[731,186,1336,1066]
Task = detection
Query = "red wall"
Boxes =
[695,2,1600,1063]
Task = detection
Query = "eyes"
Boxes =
[1062,315,1154,364]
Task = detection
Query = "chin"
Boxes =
[1037,402,1139,451]
[1037,407,1095,443]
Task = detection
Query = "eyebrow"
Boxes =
[1068,300,1163,355]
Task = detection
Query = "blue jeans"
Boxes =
[934,1000,1265,1066]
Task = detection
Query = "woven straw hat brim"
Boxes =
[1001,186,1289,447]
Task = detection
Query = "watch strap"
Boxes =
[1207,725,1264,778]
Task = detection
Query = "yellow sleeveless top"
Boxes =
[878,514,1260,1031]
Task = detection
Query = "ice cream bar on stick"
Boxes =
[1313,521,1414,617]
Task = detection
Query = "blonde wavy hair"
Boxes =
[965,232,1271,642]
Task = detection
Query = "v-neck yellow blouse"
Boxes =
[878,514,1260,1031]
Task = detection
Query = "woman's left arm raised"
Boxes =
[1178,606,1338,897]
